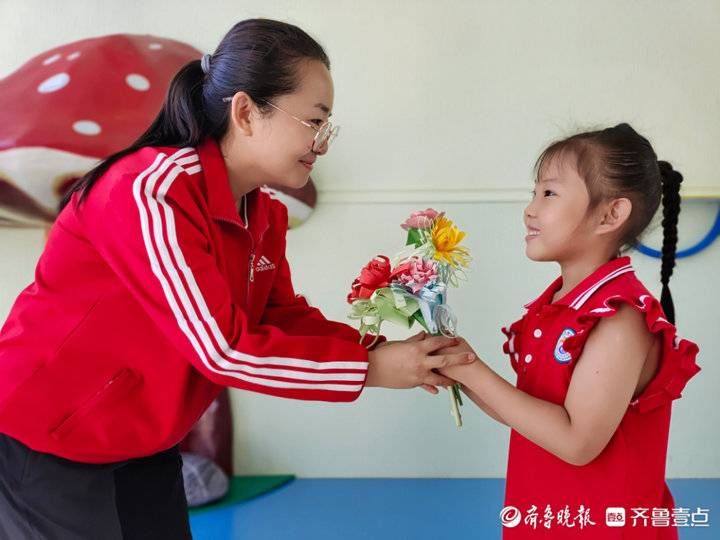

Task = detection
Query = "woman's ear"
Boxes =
[597,197,632,235]
[227,92,256,136]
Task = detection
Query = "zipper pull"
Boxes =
[249,253,255,282]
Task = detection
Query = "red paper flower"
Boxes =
[347,255,392,303]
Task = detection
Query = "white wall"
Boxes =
[1,0,718,199]
[1,0,718,477]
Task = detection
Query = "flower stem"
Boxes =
[449,383,463,427]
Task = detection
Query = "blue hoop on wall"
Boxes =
[635,201,720,259]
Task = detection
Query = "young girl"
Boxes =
[0,19,470,538]
[438,123,700,539]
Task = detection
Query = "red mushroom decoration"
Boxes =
[0,33,317,228]
[261,181,317,229]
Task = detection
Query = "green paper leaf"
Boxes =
[411,310,430,333]
[406,229,423,247]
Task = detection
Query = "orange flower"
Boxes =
[431,216,470,268]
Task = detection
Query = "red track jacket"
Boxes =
[0,139,371,463]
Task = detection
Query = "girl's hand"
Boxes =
[365,335,475,392]
[433,337,482,383]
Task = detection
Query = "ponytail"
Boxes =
[59,60,208,210]
[657,160,683,324]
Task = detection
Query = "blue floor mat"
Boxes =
[190,478,719,539]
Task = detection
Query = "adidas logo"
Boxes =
[255,255,276,272]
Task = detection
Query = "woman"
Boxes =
[0,19,472,538]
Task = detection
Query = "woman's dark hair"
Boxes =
[60,18,329,209]
[535,123,683,323]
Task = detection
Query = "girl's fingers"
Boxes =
[426,352,475,370]
[424,373,456,387]
[433,345,466,356]
[419,335,458,353]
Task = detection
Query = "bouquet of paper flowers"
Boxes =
[346,209,471,427]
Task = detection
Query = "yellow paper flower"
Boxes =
[431,216,470,268]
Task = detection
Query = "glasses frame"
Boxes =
[222,96,339,153]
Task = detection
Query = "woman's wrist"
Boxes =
[365,352,378,387]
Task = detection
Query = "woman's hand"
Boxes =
[365,334,475,393]
[372,330,426,350]
[373,331,442,394]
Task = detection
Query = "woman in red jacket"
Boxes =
[0,19,472,539]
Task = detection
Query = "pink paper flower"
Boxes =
[390,257,439,293]
[401,208,441,230]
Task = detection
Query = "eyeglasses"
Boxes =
[222,96,340,153]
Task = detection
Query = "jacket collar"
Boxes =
[196,138,270,238]
[524,256,635,312]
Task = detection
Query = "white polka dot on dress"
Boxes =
[524,354,533,363]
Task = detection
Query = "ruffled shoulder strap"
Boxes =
[563,274,700,413]
[502,316,526,374]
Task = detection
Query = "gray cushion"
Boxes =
[181,452,229,507]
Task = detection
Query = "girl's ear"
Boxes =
[597,197,632,235]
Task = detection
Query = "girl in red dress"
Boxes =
[438,123,700,539]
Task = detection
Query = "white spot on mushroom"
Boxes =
[42,53,62,65]
[37,73,70,93]
[72,120,102,136]
[67,51,81,60]
[148,43,163,50]
[126,74,150,91]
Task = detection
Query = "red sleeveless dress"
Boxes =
[501,257,700,539]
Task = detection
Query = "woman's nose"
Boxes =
[313,141,329,156]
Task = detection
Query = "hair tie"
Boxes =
[200,53,212,74]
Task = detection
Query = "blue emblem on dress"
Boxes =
[554,328,576,363]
